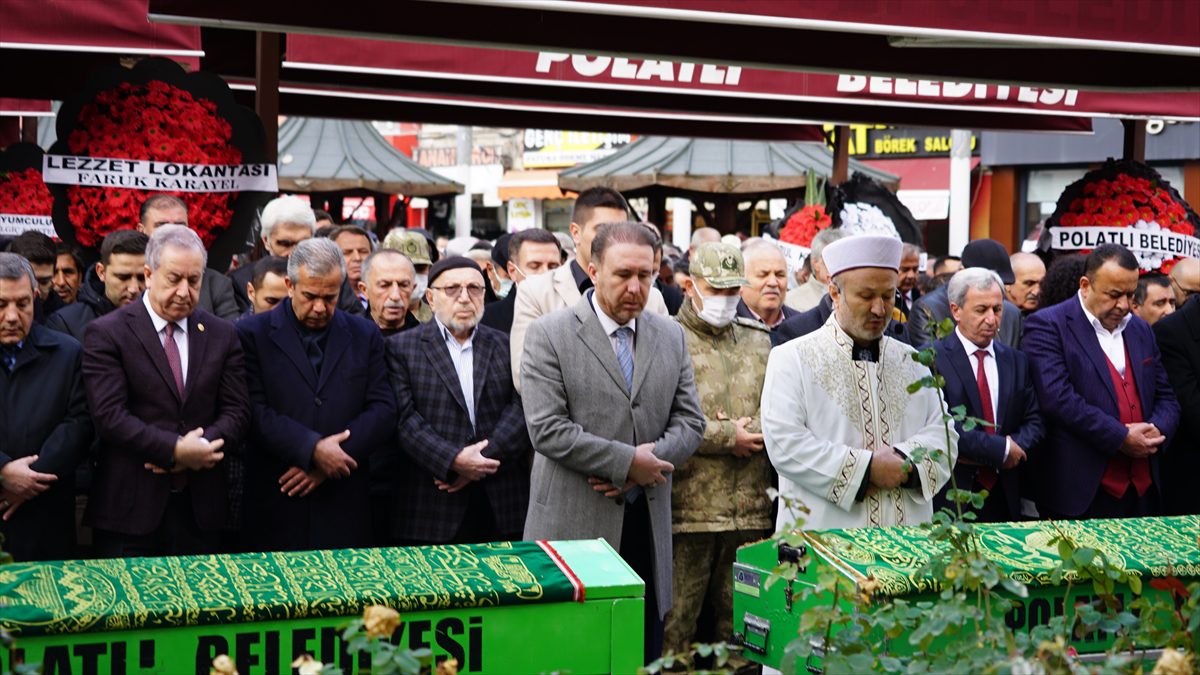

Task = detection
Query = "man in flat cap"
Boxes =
[762,234,957,531]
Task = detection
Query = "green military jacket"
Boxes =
[673,298,774,534]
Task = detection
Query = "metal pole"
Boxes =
[455,125,473,238]
[1122,119,1147,162]
[948,129,972,255]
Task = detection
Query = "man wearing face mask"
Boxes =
[664,242,773,662]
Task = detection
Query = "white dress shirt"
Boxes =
[955,327,1010,461]
[435,317,476,429]
[589,290,637,358]
[1078,291,1132,375]
[143,292,188,386]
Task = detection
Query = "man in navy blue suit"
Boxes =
[238,238,396,551]
[385,257,531,546]
[1023,244,1180,519]
[934,268,1043,521]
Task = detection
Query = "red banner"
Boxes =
[288,36,1196,125]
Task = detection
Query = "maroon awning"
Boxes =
[2,0,202,101]
[224,80,828,142]
[0,99,52,116]
[3,0,200,57]
[148,0,1199,89]
[287,36,1199,128]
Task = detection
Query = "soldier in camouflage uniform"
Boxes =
[664,242,774,658]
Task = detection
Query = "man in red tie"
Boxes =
[83,225,249,557]
[934,267,1044,521]
[1022,244,1180,519]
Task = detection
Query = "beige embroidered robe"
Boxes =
[762,315,957,531]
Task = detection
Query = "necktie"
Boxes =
[0,345,18,373]
[973,349,998,490]
[163,322,185,396]
[614,327,634,392]
[614,326,644,503]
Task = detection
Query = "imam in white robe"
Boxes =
[762,315,958,531]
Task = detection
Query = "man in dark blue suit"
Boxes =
[1023,244,1180,519]
[934,268,1043,521]
[238,238,396,552]
[385,257,531,545]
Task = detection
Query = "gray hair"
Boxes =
[810,228,849,264]
[742,239,786,264]
[947,267,1004,307]
[0,252,37,293]
[691,227,720,248]
[361,249,415,286]
[901,242,923,259]
[260,195,317,241]
[287,237,345,284]
[146,224,207,271]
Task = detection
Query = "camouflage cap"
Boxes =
[382,229,432,265]
[689,242,749,288]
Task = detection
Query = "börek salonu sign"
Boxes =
[43,156,278,193]
[1049,226,1200,259]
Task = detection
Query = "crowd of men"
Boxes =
[0,186,1197,665]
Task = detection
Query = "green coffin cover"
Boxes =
[0,541,586,637]
[801,515,1200,597]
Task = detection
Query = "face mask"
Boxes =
[497,278,514,298]
[412,274,429,302]
[695,293,739,328]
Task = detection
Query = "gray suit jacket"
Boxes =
[200,269,240,321]
[521,295,704,617]
[907,285,1023,350]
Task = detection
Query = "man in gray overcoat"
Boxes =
[521,221,704,665]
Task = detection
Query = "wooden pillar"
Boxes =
[1183,160,1200,213]
[832,125,850,184]
[715,196,737,234]
[647,190,667,229]
[256,32,280,164]
[987,167,1021,252]
[19,117,38,144]
[1122,119,1146,163]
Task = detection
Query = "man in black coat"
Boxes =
[46,231,148,342]
[1154,294,1200,515]
[481,228,562,335]
[386,257,531,545]
[933,268,1043,521]
[238,238,396,551]
[0,253,92,561]
[909,240,1023,350]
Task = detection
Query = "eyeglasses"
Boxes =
[430,284,486,300]
[1171,275,1200,301]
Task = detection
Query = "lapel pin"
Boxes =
[197,323,205,332]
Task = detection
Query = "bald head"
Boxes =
[689,228,721,256]
[1169,257,1200,307]
[1007,252,1046,312]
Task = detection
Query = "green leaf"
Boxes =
[394,649,422,675]
[1000,577,1029,598]
[1128,574,1143,595]
[907,380,925,394]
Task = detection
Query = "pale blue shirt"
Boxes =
[143,292,188,386]
[435,317,476,429]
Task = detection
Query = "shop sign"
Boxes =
[829,125,978,159]
[523,130,632,168]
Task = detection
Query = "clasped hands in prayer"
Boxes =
[589,443,672,498]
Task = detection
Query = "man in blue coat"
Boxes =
[1022,244,1180,519]
[934,268,1043,521]
[238,238,396,551]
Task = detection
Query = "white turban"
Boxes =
[822,234,903,278]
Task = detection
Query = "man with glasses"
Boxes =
[384,257,531,545]
[1169,258,1200,308]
